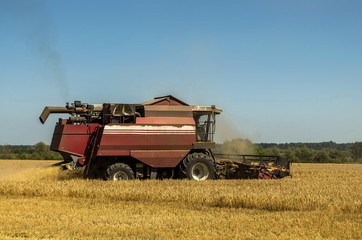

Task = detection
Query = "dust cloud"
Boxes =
[217,138,256,155]
[215,116,256,155]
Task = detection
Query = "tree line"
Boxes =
[215,139,362,163]
[1,140,362,163]
[0,142,62,160]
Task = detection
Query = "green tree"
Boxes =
[328,149,344,163]
[32,142,49,160]
[314,150,330,163]
[294,147,313,162]
[0,145,14,159]
[283,149,298,162]
[265,147,280,156]
[256,146,266,155]
[351,142,362,160]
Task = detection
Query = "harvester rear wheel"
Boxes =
[182,153,215,181]
[105,163,135,181]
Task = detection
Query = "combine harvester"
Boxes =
[39,96,290,180]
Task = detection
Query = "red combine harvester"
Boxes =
[40,96,290,180]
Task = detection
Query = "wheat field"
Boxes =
[0,160,361,239]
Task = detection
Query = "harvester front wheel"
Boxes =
[106,163,135,181]
[183,153,215,181]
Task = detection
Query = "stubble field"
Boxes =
[0,160,361,239]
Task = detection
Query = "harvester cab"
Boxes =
[192,105,221,143]
[39,95,291,180]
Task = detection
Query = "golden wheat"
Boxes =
[0,160,361,239]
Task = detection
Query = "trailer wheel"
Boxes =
[106,163,135,180]
[183,153,215,181]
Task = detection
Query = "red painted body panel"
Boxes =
[147,134,194,150]
[136,117,194,125]
[131,150,189,167]
[97,119,196,167]
[97,132,148,154]
[50,124,99,157]
[98,150,130,156]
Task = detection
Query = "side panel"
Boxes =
[144,105,193,118]
[147,125,195,150]
[136,117,195,125]
[131,150,190,167]
[97,125,148,156]
[98,121,196,167]
[50,124,99,157]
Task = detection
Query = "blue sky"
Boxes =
[0,0,361,144]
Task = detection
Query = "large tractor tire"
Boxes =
[180,153,216,181]
[105,163,135,180]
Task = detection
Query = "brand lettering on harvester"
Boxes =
[103,125,195,135]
